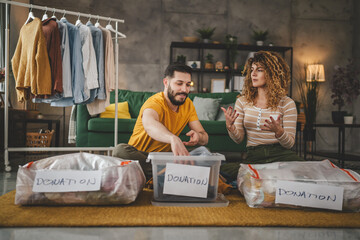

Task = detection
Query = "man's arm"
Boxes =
[186,120,209,146]
[142,108,189,155]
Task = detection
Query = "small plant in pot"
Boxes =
[176,55,186,65]
[251,29,268,46]
[330,60,360,124]
[204,53,214,69]
[196,27,216,43]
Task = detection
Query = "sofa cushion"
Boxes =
[88,118,137,133]
[216,103,235,121]
[193,97,222,121]
[189,91,239,105]
[99,102,131,119]
[110,90,156,118]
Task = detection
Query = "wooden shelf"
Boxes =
[170,41,293,94]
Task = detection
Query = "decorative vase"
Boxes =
[331,111,347,124]
[203,39,210,43]
[256,41,264,46]
[344,116,354,124]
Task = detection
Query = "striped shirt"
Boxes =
[228,96,297,149]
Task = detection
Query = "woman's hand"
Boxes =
[221,106,239,132]
[263,115,284,138]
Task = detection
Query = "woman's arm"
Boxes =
[263,98,297,149]
[221,99,246,144]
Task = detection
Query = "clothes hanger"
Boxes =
[24,5,35,25]
[41,7,48,21]
[106,19,126,38]
[75,13,82,26]
[86,15,92,25]
[51,8,57,19]
[60,10,67,21]
[94,16,100,28]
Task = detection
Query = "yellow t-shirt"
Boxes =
[128,92,198,152]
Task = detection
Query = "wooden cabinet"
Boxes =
[169,42,293,96]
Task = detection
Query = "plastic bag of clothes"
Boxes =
[237,160,360,212]
[15,152,145,205]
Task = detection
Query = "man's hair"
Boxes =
[164,64,192,78]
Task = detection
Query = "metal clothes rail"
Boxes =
[1,0,125,171]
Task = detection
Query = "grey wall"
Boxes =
[8,0,359,153]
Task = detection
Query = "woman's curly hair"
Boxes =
[242,51,290,109]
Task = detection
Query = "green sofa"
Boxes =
[76,90,247,154]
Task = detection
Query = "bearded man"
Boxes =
[112,64,209,179]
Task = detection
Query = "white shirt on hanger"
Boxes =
[76,22,99,99]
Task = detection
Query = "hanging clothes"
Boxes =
[11,18,52,102]
[76,22,98,100]
[51,19,88,107]
[99,25,115,106]
[42,18,63,95]
[85,21,106,115]
[86,25,114,115]
[87,21,105,100]
[33,18,64,104]
[57,20,72,98]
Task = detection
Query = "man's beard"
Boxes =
[167,85,188,106]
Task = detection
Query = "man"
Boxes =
[113,64,209,179]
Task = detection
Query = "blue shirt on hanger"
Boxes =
[51,19,89,107]
[85,21,106,102]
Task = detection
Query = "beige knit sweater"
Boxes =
[228,96,298,149]
[11,18,52,102]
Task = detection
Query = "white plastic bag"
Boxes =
[237,160,360,211]
[15,152,145,205]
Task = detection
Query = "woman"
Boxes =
[221,51,303,180]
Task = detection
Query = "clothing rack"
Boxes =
[1,0,125,171]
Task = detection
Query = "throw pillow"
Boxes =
[193,97,222,121]
[216,103,235,121]
[100,102,131,119]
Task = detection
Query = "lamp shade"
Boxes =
[306,64,325,82]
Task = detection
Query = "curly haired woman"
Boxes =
[220,51,303,180]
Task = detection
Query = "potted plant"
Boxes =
[330,60,360,124]
[251,29,268,46]
[296,65,320,143]
[204,53,214,69]
[196,27,216,43]
[176,55,186,65]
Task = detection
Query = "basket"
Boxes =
[26,130,54,153]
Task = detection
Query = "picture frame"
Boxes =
[234,76,245,92]
[186,60,201,69]
[211,79,226,93]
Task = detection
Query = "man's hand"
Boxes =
[170,135,189,156]
[183,130,200,146]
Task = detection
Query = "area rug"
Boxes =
[0,190,359,227]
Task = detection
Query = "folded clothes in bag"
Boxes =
[237,160,360,212]
[15,152,145,205]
